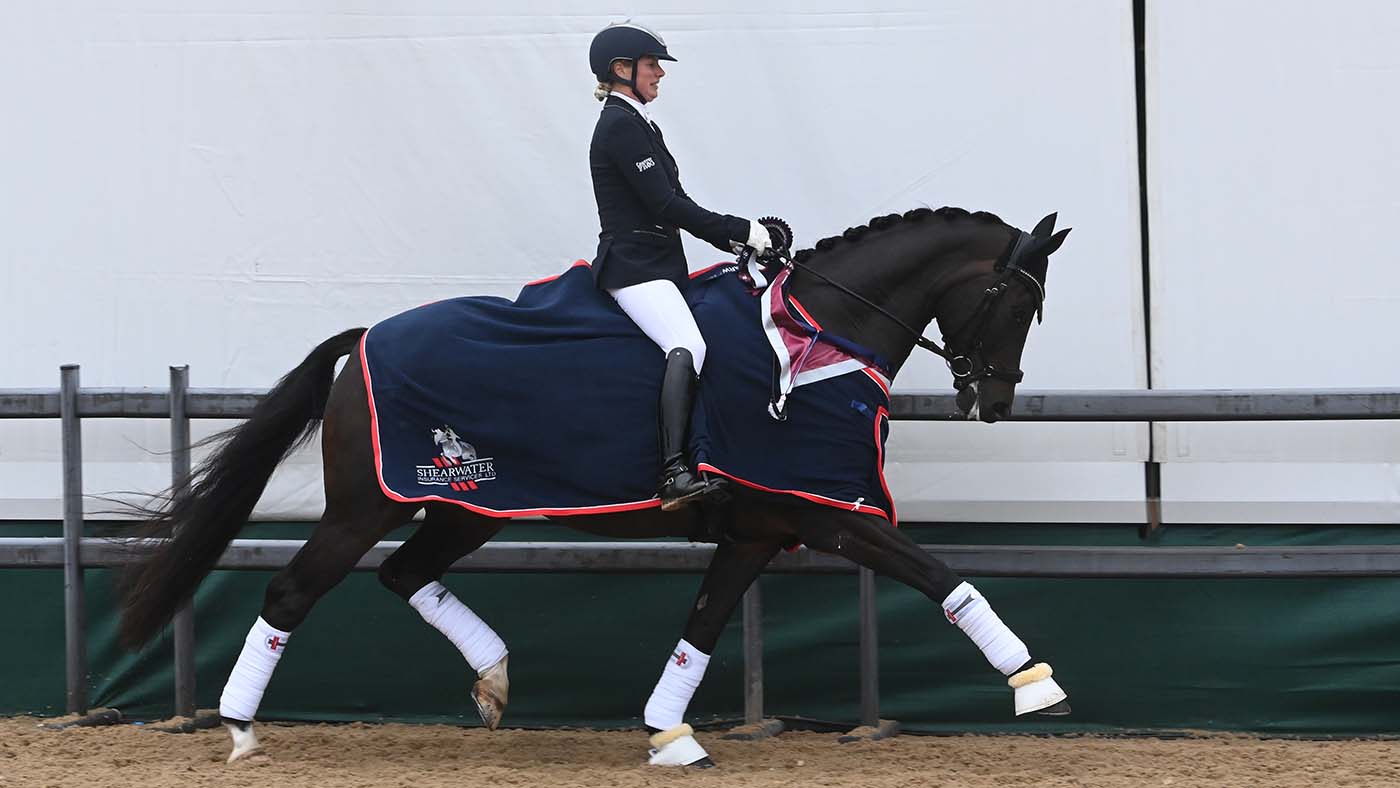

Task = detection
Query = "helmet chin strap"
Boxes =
[615,60,648,104]
[630,74,647,104]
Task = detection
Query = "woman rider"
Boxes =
[588,21,773,511]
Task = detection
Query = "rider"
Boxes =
[588,21,773,510]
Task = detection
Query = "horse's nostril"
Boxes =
[956,386,978,414]
[992,402,1010,419]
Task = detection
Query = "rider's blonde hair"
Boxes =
[594,80,612,101]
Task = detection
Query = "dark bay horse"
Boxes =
[119,206,1071,766]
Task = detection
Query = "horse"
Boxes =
[117,206,1071,767]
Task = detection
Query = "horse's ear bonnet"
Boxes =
[1023,213,1070,261]
[1042,228,1071,256]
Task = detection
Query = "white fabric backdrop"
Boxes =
[1147,0,1400,522]
[0,1,1145,521]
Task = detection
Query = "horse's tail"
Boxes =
[117,327,368,650]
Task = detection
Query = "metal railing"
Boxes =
[2,366,1398,727]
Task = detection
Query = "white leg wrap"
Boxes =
[409,581,508,673]
[219,617,291,722]
[941,581,1030,676]
[643,638,710,731]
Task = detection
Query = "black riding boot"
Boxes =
[658,348,713,511]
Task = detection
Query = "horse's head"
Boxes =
[935,212,1069,422]
[783,207,1069,423]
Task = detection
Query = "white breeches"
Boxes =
[608,280,706,374]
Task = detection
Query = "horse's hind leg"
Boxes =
[220,362,419,761]
[219,494,415,761]
[377,504,508,728]
[794,508,1069,717]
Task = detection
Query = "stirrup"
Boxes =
[660,481,710,511]
[659,460,707,511]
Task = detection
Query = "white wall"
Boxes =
[0,2,1143,522]
[1147,0,1400,522]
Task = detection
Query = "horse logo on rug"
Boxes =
[432,426,476,462]
[417,426,495,492]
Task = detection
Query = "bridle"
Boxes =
[749,227,1047,391]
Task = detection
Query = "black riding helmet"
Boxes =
[589,21,676,104]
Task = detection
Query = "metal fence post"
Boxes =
[839,564,896,741]
[858,566,878,727]
[170,366,196,717]
[725,578,782,741]
[60,364,87,715]
[1144,460,1164,537]
[742,582,764,724]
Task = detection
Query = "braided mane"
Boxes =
[792,206,1004,263]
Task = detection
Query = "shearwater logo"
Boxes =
[417,426,497,492]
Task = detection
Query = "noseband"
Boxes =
[757,228,1046,389]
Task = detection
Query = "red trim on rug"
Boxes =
[696,463,891,522]
[862,368,891,398]
[524,260,591,287]
[873,406,896,525]
[787,294,822,330]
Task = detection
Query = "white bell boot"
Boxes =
[647,724,715,768]
[1008,662,1070,716]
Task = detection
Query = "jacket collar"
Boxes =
[605,92,650,123]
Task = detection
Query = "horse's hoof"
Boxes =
[472,687,503,730]
[224,721,265,764]
[1036,699,1072,716]
[228,749,271,765]
[647,724,714,767]
[472,655,509,731]
[1008,662,1068,716]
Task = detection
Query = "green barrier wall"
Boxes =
[6,521,1400,734]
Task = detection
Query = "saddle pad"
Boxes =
[360,261,895,521]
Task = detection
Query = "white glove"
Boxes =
[744,220,774,255]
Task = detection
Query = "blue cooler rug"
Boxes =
[359,260,896,522]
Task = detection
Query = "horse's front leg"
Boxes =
[642,537,782,767]
[793,508,1069,717]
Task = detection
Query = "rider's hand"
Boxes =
[740,220,773,256]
